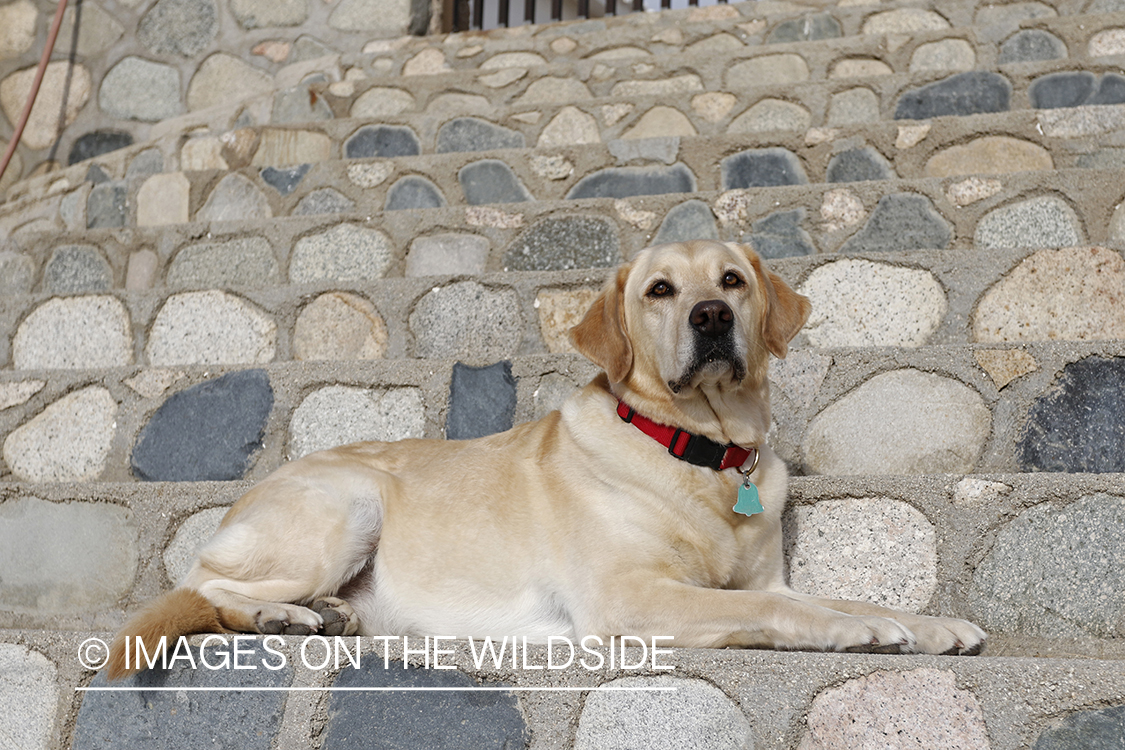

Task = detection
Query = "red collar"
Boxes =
[616,400,754,472]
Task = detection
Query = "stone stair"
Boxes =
[2,0,1125,748]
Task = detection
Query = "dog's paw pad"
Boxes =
[309,597,359,637]
[259,619,286,635]
[283,623,314,636]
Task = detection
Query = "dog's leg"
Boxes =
[591,578,920,653]
[773,589,987,655]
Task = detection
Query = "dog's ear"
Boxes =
[569,263,633,382]
[733,244,811,359]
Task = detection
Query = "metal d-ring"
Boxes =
[741,447,760,481]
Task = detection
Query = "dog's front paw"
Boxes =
[256,603,324,635]
[828,615,917,654]
[907,616,986,655]
[311,597,360,636]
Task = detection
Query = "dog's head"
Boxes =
[570,241,810,441]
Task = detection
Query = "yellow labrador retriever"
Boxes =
[107,240,984,678]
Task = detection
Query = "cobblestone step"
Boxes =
[3,337,1125,486]
[3,627,1123,750]
[10,102,1125,239]
[4,243,1124,369]
[3,471,1125,649]
[9,0,1098,190]
[4,164,1125,295]
[14,10,1125,204]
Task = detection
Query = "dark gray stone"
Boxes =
[436,117,525,154]
[766,12,841,43]
[825,147,894,183]
[293,187,356,215]
[85,164,110,185]
[970,494,1125,638]
[446,361,517,440]
[721,148,808,190]
[1034,705,1125,750]
[744,209,815,258]
[272,85,334,124]
[998,29,1067,64]
[137,0,218,57]
[504,216,619,271]
[459,160,533,205]
[1029,72,1096,109]
[1019,357,1125,472]
[74,640,289,750]
[126,148,164,178]
[68,131,132,166]
[1089,73,1125,106]
[325,658,529,750]
[653,200,719,245]
[87,182,127,229]
[260,164,311,195]
[566,163,696,200]
[344,125,420,159]
[43,245,112,293]
[894,71,1011,120]
[839,193,951,253]
[131,370,273,481]
[384,176,446,211]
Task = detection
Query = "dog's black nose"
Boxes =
[690,300,733,338]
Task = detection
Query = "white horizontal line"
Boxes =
[77,686,676,693]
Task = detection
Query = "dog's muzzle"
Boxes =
[669,300,746,393]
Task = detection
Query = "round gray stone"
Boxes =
[504,216,619,271]
[163,506,227,585]
[839,193,951,253]
[0,496,136,613]
[1018,356,1125,473]
[798,260,946,347]
[743,209,816,258]
[231,0,307,27]
[803,369,991,475]
[999,29,1067,64]
[196,174,273,222]
[0,644,57,750]
[410,281,521,360]
[789,498,937,611]
[1034,705,1125,749]
[292,187,356,216]
[3,386,117,482]
[168,237,280,288]
[13,296,132,369]
[974,195,1081,250]
[344,125,420,159]
[289,224,393,282]
[766,12,841,43]
[446,361,516,440]
[436,117,525,153]
[576,676,750,750]
[384,176,446,211]
[721,148,807,189]
[43,245,111,294]
[131,369,274,482]
[137,0,218,57]
[653,200,719,244]
[459,160,533,205]
[566,163,697,200]
[826,147,894,183]
[289,385,425,459]
[406,233,490,277]
[0,251,33,293]
[970,494,1125,638]
[894,71,1011,120]
[98,56,182,122]
[146,291,277,366]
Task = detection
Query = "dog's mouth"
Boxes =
[668,338,746,394]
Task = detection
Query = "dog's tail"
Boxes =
[105,588,224,680]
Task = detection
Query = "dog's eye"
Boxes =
[648,281,673,298]
[722,272,744,289]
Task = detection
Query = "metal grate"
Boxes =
[450,0,729,33]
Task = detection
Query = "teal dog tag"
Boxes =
[734,480,764,516]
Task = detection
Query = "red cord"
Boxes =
[0,0,70,187]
